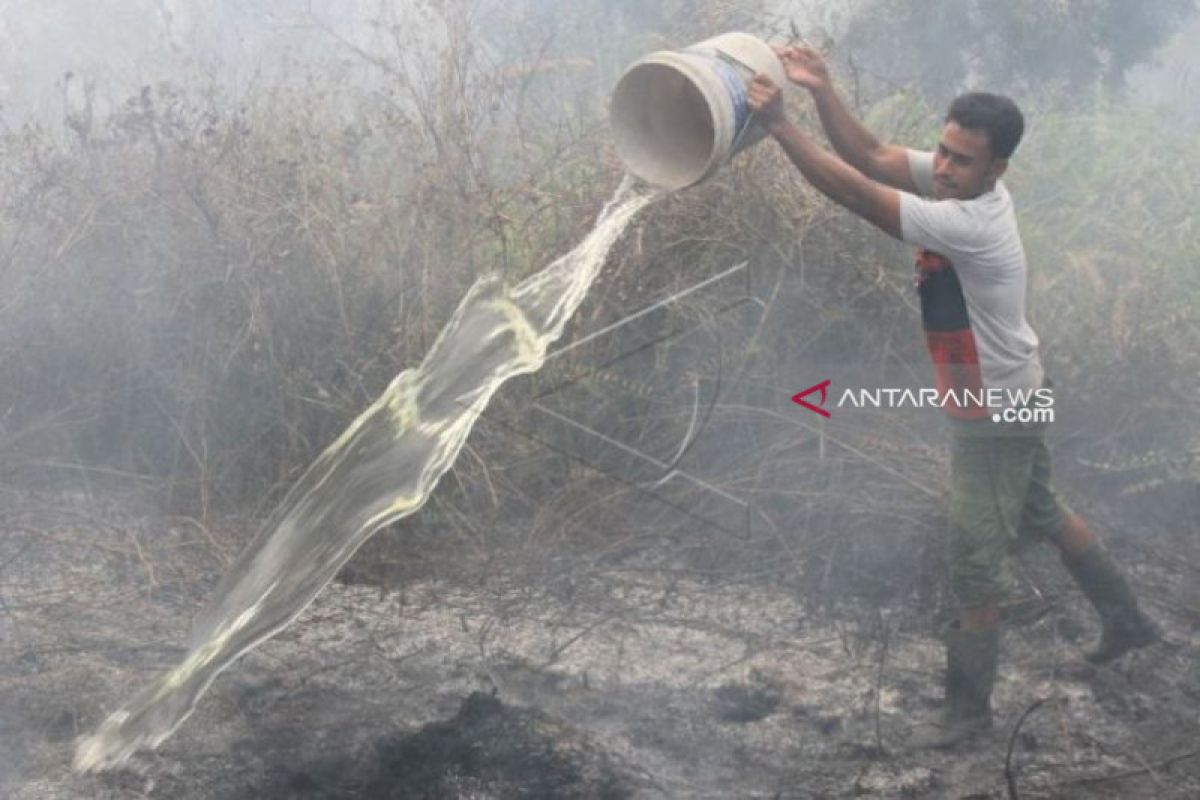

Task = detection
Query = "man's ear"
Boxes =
[988,158,1009,182]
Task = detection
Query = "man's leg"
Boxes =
[1054,514,1160,663]
[911,430,1028,750]
[909,608,1001,750]
[1017,440,1160,663]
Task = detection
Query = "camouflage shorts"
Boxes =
[946,417,1071,608]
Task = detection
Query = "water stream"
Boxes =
[74,175,659,772]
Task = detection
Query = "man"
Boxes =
[746,46,1160,749]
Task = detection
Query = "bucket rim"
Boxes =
[610,50,739,190]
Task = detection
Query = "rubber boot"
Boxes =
[909,625,999,750]
[1062,543,1160,664]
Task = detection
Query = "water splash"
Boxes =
[74,175,659,772]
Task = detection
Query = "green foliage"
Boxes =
[1010,101,1200,394]
[1004,101,1200,492]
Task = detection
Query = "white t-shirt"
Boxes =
[899,148,1044,396]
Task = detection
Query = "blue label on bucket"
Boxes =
[691,50,744,140]
[710,59,748,135]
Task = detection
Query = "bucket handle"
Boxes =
[728,109,759,163]
[709,48,758,76]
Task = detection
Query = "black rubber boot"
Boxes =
[1062,544,1160,664]
[910,626,999,750]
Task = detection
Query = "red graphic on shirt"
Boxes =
[792,379,832,418]
[914,249,988,420]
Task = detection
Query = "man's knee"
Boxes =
[950,548,1015,613]
[960,602,1000,631]
[1051,512,1097,559]
[949,513,1018,608]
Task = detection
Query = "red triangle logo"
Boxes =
[791,379,831,418]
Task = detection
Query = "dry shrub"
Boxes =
[1,2,1192,619]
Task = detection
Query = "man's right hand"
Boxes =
[771,45,830,92]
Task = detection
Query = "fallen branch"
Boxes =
[1052,749,1200,789]
[1005,696,1054,800]
[874,612,891,754]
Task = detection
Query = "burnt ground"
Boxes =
[0,483,1198,799]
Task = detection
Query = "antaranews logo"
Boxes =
[791,380,832,418]
[791,379,1055,424]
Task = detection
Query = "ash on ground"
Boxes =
[1,487,1197,799]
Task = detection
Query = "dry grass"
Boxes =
[0,2,1194,614]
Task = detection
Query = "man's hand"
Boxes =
[746,73,786,127]
[772,45,830,92]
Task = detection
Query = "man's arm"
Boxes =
[773,46,919,193]
[810,85,918,193]
[764,116,902,240]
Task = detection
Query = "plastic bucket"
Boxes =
[610,32,786,190]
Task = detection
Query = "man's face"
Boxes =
[931,121,1007,200]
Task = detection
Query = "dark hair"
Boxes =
[946,93,1025,159]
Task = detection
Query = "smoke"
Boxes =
[0,1,413,124]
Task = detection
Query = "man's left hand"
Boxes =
[746,73,785,128]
